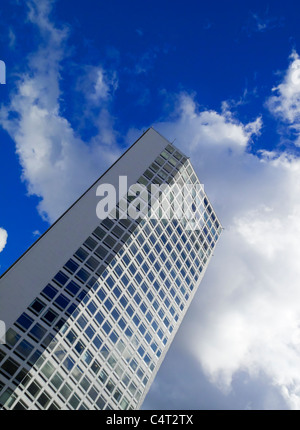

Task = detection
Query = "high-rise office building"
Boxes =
[0,128,221,410]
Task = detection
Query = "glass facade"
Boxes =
[0,137,221,410]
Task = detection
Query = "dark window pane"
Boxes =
[41,284,58,300]
[29,299,46,315]
[74,247,89,262]
[29,323,47,341]
[15,313,34,331]
[76,268,90,283]
[53,271,69,286]
[1,358,19,376]
[42,309,58,325]
[15,339,34,358]
[54,294,70,310]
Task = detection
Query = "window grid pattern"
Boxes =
[0,143,221,410]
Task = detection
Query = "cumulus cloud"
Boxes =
[140,91,300,410]
[0,228,8,253]
[0,0,120,223]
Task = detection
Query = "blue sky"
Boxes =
[1,0,300,410]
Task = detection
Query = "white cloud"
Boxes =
[266,50,300,145]
[0,0,120,223]
[0,228,8,253]
[76,66,118,105]
[146,92,300,409]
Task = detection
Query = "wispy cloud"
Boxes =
[244,9,284,35]
[0,0,121,223]
[266,50,300,146]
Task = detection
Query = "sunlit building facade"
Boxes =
[0,128,221,410]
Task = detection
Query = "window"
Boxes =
[106,379,115,393]
[65,280,80,297]
[95,311,104,326]
[66,329,77,345]
[95,244,108,259]
[104,235,116,248]
[97,287,106,301]
[102,321,112,335]
[93,226,106,240]
[76,268,90,283]
[120,397,129,410]
[48,402,60,410]
[113,286,121,298]
[104,298,113,311]
[111,307,120,321]
[96,396,106,409]
[110,331,119,344]
[114,389,122,402]
[86,256,100,271]
[53,271,69,286]
[145,332,152,344]
[120,295,128,308]
[28,349,43,366]
[102,218,114,230]
[134,293,142,305]
[98,369,108,384]
[75,341,85,355]
[69,393,80,409]
[88,300,97,315]
[27,381,41,398]
[126,305,134,317]
[77,314,88,329]
[37,392,51,408]
[1,358,19,377]
[60,383,72,400]
[15,339,34,359]
[85,325,95,340]
[15,313,34,331]
[91,360,101,375]
[139,323,146,335]
[50,372,64,389]
[54,294,70,310]
[64,259,79,274]
[41,361,55,379]
[108,354,117,369]
[12,400,28,410]
[74,247,89,262]
[89,386,98,401]
[29,298,46,315]
[42,284,58,300]
[84,236,98,250]
[80,376,91,391]
[72,365,83,382]
[42,308,58,325]
[121,274,129,286]
[0,388,14,408]
[77,290,88,302]
[83,350,93,365]
[118,317,126,330]
[93,335,102,350]
[29,323,47,341]
[133,314,141,327]
[6,328,20,348]
[14,368,29,385]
